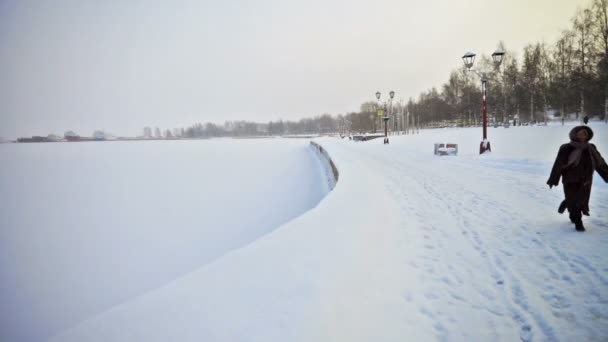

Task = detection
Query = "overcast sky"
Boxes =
[0,0,590,138]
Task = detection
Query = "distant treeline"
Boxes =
[182,116,340,138]
[405,0,608,126]
[182,0,607,138]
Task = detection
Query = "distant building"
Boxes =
[93,130,106,141]
[143,127,152,138]
[47,134,62,142]
[64,131,81,141]
[17,136,47,143]
[154,127,161,138]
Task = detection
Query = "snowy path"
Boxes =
[51,125,608,341]
[319,134,608,341]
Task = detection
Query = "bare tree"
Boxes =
[552,31,576,121]
[537,43,554,123]
[522,44,542,122]
[593,0,608,121]
[572,8,596,119]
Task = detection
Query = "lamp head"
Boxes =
[492,49,505,68]
[462,51,476,69]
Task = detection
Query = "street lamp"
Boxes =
[382,117,390,144]
[462,49,505,154]
[376,91,393,144]
[370,114,375,132]
[341,117,351,137]
[491,50,506,67]
[389,90,395,135]
[375,91,382,134]
[462,51,475,69]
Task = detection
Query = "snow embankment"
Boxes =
[50,138,418,341]
[0,139,329,342]
[310,141,339,190]
[51,123,608,341]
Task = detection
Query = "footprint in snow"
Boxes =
[561,275,575,285]
[520,324,533,341]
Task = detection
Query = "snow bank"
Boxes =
[50,136,413,342]
[0,139,328,342]
[309,141,339,190]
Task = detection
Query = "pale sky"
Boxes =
[0,0,590,138]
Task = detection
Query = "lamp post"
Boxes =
[376,91,393,144]
[342,117,351,137]
[462,49,505,154]
[389,90,395,136]
[398,99,405,135]
[369,113,374,133]
[375,91,382,134]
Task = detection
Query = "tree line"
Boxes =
[182,0,607,138]
[181,115,342,138]
[408,0,607,127]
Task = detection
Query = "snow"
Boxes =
[3,122,608,341]
[0,139,328,342]
[436,147,457,156]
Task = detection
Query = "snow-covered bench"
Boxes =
[434,143,458,156]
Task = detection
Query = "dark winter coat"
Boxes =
[547,126,608,186]
[547,126,608,217]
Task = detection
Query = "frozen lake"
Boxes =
[0,139,328,342]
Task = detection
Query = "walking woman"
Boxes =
[547,126,608,231]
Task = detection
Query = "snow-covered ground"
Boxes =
[4,122,608,341]
[0,139,328,342]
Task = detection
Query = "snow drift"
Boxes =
[0,138,329,342]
